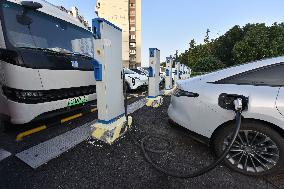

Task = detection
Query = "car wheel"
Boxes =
[213,121,284,176]
[0,120,11,132]
[124,82,131,92]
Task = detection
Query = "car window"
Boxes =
[131,69,143,74]
[124,69,136,74]
[214,63,284,87]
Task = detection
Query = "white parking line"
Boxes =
[16,121,94,169]
[0,148,12,162]
[15,99,146,169]
[127,98,146,114]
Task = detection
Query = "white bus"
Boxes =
[0,0,97,128]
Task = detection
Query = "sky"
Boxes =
[48,0,284,66]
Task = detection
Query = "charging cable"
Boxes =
[127,85,244,178]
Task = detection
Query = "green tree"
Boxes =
[193,56,225,73]
[212,25,243,66]
[175,22,284,73]
[233,23,270,63]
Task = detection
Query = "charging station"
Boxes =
[174,62,180,85]
[180,64,185,80]
[91,18,132,144]
[184,65,191,79]
[164,56,173,95]
[146,48,163,108]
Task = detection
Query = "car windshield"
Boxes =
[2,1,94,58]
[124,69,136,74]
[131,69,143,74]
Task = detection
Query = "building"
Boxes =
[95,0,141,68]
[68,7,90,29]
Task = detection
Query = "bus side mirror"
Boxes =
[21,1,43,12]
[17,1,43,25]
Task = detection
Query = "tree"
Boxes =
[176,22,284,73]
[233,23,270,63]
[193,56,225,73]
[189,39,196,49]
[160,61,166,67]
[204,29,210,44]
[212,25,243,66]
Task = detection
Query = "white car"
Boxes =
[168,57,284,176]
[132,68,165,87]
[124,68,148,91]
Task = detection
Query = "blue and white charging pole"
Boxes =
[146,48,163,108]
[174,62,180,85]
[91,18,132,144]
[164,56,173,95]
[180,64,185,80]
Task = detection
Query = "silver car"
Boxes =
[168,56,284,176]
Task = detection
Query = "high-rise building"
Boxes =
[95,0,141,68]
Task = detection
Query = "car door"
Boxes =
[276,88,284,117]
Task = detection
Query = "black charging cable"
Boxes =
[138,111,242,178]
[124,73,243,178]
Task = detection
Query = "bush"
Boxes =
[193,56,225,73]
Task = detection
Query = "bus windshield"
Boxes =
[2,1,94,58]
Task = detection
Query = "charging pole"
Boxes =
[180,64,185,80]
[91,18,131,144]
[164,56,173,95]
[184,65,191,79]
[146,48,163,108]
[174,62,180,85]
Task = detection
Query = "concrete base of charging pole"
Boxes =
[163,86,176,96]
[91,115,132,144]
[146,96,163,108]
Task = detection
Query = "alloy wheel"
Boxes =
[223,130,280,173]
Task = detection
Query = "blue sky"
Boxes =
[48,0,284,66]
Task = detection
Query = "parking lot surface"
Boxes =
[0,96,283,189]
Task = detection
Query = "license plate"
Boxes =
[67,96,88,107]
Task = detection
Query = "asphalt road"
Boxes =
[0,96,282,189]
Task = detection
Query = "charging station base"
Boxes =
[91,116,132,144]
[164,86,177,96]
[146,96,163,108]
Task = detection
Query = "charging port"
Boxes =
[218,93,249,111]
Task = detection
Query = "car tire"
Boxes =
[213,121,284,176]
[0,120,11,132]
[124,82,131,92]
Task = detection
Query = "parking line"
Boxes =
[16,125,47,141]
[15,122,94,169]
[0,148,12,162]
[61,113,82,124]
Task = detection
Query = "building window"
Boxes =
[130,42,136,47]
[130,3,135,7]
[130,27,136,31]
[130,19,135,24]
[130,50,136,55]
[130,11,135,16]
[130,57,136,62]
[130,35,136,40]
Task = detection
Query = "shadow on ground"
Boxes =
[0,97,281,189]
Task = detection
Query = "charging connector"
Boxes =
[234,98,243,111]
